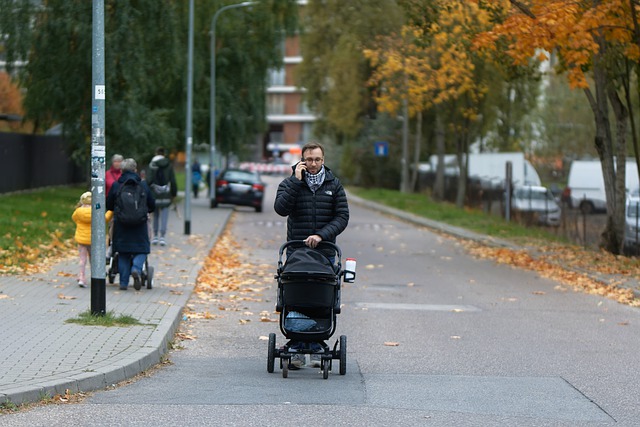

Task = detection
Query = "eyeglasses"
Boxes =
[303,157,324,164]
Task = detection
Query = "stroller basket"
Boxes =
[281,277,336,308]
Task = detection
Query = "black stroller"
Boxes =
[106,243,154,289]
[267,241,355,379]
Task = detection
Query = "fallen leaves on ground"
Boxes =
[175,332,197,340]
[464,241,640,307]
[0,232,75,276]
[181,219,275,326]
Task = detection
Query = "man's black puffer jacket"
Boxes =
[274,165,349,257]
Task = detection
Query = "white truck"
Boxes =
[427,152,541,189]
[567,160,639,214]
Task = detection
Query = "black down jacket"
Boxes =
[274,165,349,258]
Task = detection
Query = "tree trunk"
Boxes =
[622,62,640,184]
[608,87,629,254]
[433,111,445,201]
[584,50,618,253]
[455,117,470,209]
[623,0,640,208]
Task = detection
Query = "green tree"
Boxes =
[474,0,637,253]
[0,0,36,74]
[9,0,183,163]
[535,71,597,159]
[297,0,403,142]
[2,0,298,166]
[189,0,299,161]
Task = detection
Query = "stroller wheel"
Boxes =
[339,335,347,375]
[146,266,154,289]
[267,333,276,373]
[108,271,116,284]
[322,361,329,379]
[282,358,289,378]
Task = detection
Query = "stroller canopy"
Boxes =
[282,247,336,278]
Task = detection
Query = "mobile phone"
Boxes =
[300,161,306,178]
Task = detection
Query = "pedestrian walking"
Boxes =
[192,160,202,198]
[72,191,113,288]
[274,141,349,368]
[106,158,156,291]
[105,154,123,197]
[148,147,177,246]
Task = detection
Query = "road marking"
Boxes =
[355,302,481,312]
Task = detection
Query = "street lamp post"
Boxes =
[184,0,195,234]
[209,1,256,208]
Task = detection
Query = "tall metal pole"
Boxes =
[209,1,256,209]
[184,0,194,234]
[400,97,409,193]
[90,0,107,315]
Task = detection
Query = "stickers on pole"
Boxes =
[95,85,106,100]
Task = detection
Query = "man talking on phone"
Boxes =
[274,141,350,369]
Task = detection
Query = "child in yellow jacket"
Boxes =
[72,191,113,288]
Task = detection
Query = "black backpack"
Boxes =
[115,178,148,226]
[150,165,172,207]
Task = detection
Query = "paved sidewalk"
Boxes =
[0,196,233,405]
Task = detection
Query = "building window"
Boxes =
[268,68,285,86]
[299,100,312,115]
[267,94,285,115]
[301,123,313,144]
[270,131,284,143]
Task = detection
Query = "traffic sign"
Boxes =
[374,141,388,157]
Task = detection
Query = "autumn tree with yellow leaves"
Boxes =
[364,1,500,205]
[475,0,640,254]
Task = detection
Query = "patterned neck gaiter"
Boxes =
[305,165,326,193]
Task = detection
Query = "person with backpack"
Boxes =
[106,158,156,291]
[147,147,177,246]
[192,160,202,198]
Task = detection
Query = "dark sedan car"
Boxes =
[212,169,265,212]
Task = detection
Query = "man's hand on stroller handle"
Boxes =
[304,234,322,248]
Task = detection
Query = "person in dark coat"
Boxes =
[147,147,178,246]
[274,142,349,257]
[273,141,349,369]
[106,158,156,291]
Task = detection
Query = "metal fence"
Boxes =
[417,172,629,252]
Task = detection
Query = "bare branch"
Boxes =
[510,0,536,19]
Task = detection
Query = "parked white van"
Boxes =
[567,160,639,214]
[624,193,640,254]
[510,185,561,227]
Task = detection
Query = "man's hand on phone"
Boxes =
[295,161,307,180]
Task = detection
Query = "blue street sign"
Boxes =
[374,141,389,157]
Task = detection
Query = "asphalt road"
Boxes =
[3,175,640,426]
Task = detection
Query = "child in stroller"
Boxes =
[267,241,355,379]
